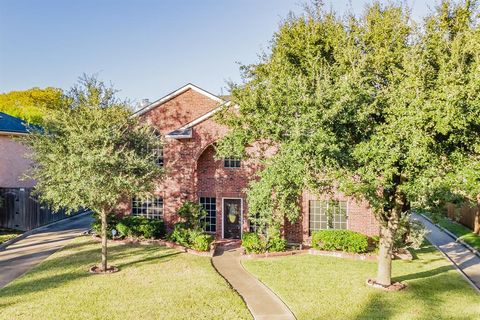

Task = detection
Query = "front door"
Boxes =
[223,198,242,239]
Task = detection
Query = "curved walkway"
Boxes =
[212,245,296,320]
[0,213,92,289]
[413,213,480,292]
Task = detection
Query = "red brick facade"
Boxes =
[126,84,379,243]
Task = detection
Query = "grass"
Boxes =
[0,236,251,320]
[243,244,480,320]
[423,213,480,251]
[0,228,22,244]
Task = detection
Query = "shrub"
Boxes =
[177,201,207,229]
[91,213,119,239]
[116,216,165,239]
[311,230,369,253]
[394,216,428,250]
[168,224,213,251]
[266,227,287,252]
[190,231,213,251]
[267,236,287,252]
[168,223,191,247]
[242,232,266,254]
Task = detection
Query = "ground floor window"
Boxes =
[131,196,163,220]
[199,197,216,233]
[309,200,347,233]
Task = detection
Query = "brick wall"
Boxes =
[124,86,380,241]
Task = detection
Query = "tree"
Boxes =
[216,1,480,286]
[23,75,163,272]
[420,0,480,235]
[0,87,64,125]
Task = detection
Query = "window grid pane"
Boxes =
[224,157,241,168]
[131,196,163,220]
[200,197,216,233]
[309,200,348,234]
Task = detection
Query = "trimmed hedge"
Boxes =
[116,216,165,239]
[311,230,369,253]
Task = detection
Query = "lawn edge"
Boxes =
[420,213,480,259]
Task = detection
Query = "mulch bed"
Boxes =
[366,278,407,291]
[308,248,378,261]
[89,265,119,274]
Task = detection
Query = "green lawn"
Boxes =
[243,244,479,320]
[0,236,251,320]
[0,228,22,244]
[424,213,480,251]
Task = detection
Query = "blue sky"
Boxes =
[0,0,433,103]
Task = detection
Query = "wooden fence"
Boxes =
[0,188,78,231]
[446,202,479,232]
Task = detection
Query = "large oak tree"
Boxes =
[217,1,480,286]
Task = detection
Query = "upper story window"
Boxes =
[309,200,347,234]
[224,157,241,168]
[154,146,164,167]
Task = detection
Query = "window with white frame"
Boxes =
[224,157,241,168]
[199,197,216,233]
[309,200,347,233]
[131,196,163,220]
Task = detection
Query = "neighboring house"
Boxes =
[0,112,69,230]
[126,84,379,243]
[0,112,35,189]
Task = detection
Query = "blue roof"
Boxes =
[0,112,30,134]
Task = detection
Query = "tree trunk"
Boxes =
[474,195,480,235]
[376,209,400,286]
[101,210,108,271]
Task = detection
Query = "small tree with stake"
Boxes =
[23,75,163,272]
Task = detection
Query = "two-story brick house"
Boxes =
[126,83,379,243]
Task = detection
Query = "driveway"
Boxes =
[0,213,93,289]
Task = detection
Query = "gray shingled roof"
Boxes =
[0,112,30,134]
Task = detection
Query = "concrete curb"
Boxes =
[0,210,91,251]
[420,213,480,259]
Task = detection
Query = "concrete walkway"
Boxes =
[0,213,92,289]
[413,214,480,292]
[212,246,296,320]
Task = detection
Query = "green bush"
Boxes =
[168,223,191,247]
[190,231,213,251]
[242,228,287,254]
[177,201,207,229]
[168,224,213,251]
[91,213,119,239]
[311,230,369,253]
[242,232,267,254]
[267,236,287,252]
[115,216,165,239]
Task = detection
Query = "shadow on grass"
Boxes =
[0,238,182,306]
[354,244,479,320]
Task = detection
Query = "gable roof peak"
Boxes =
[134,83,224,117]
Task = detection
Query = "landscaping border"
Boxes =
[420,213,480,259]
[90,235,216,257]
[243,249,307,259]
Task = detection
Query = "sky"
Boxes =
[0,0,434,104]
